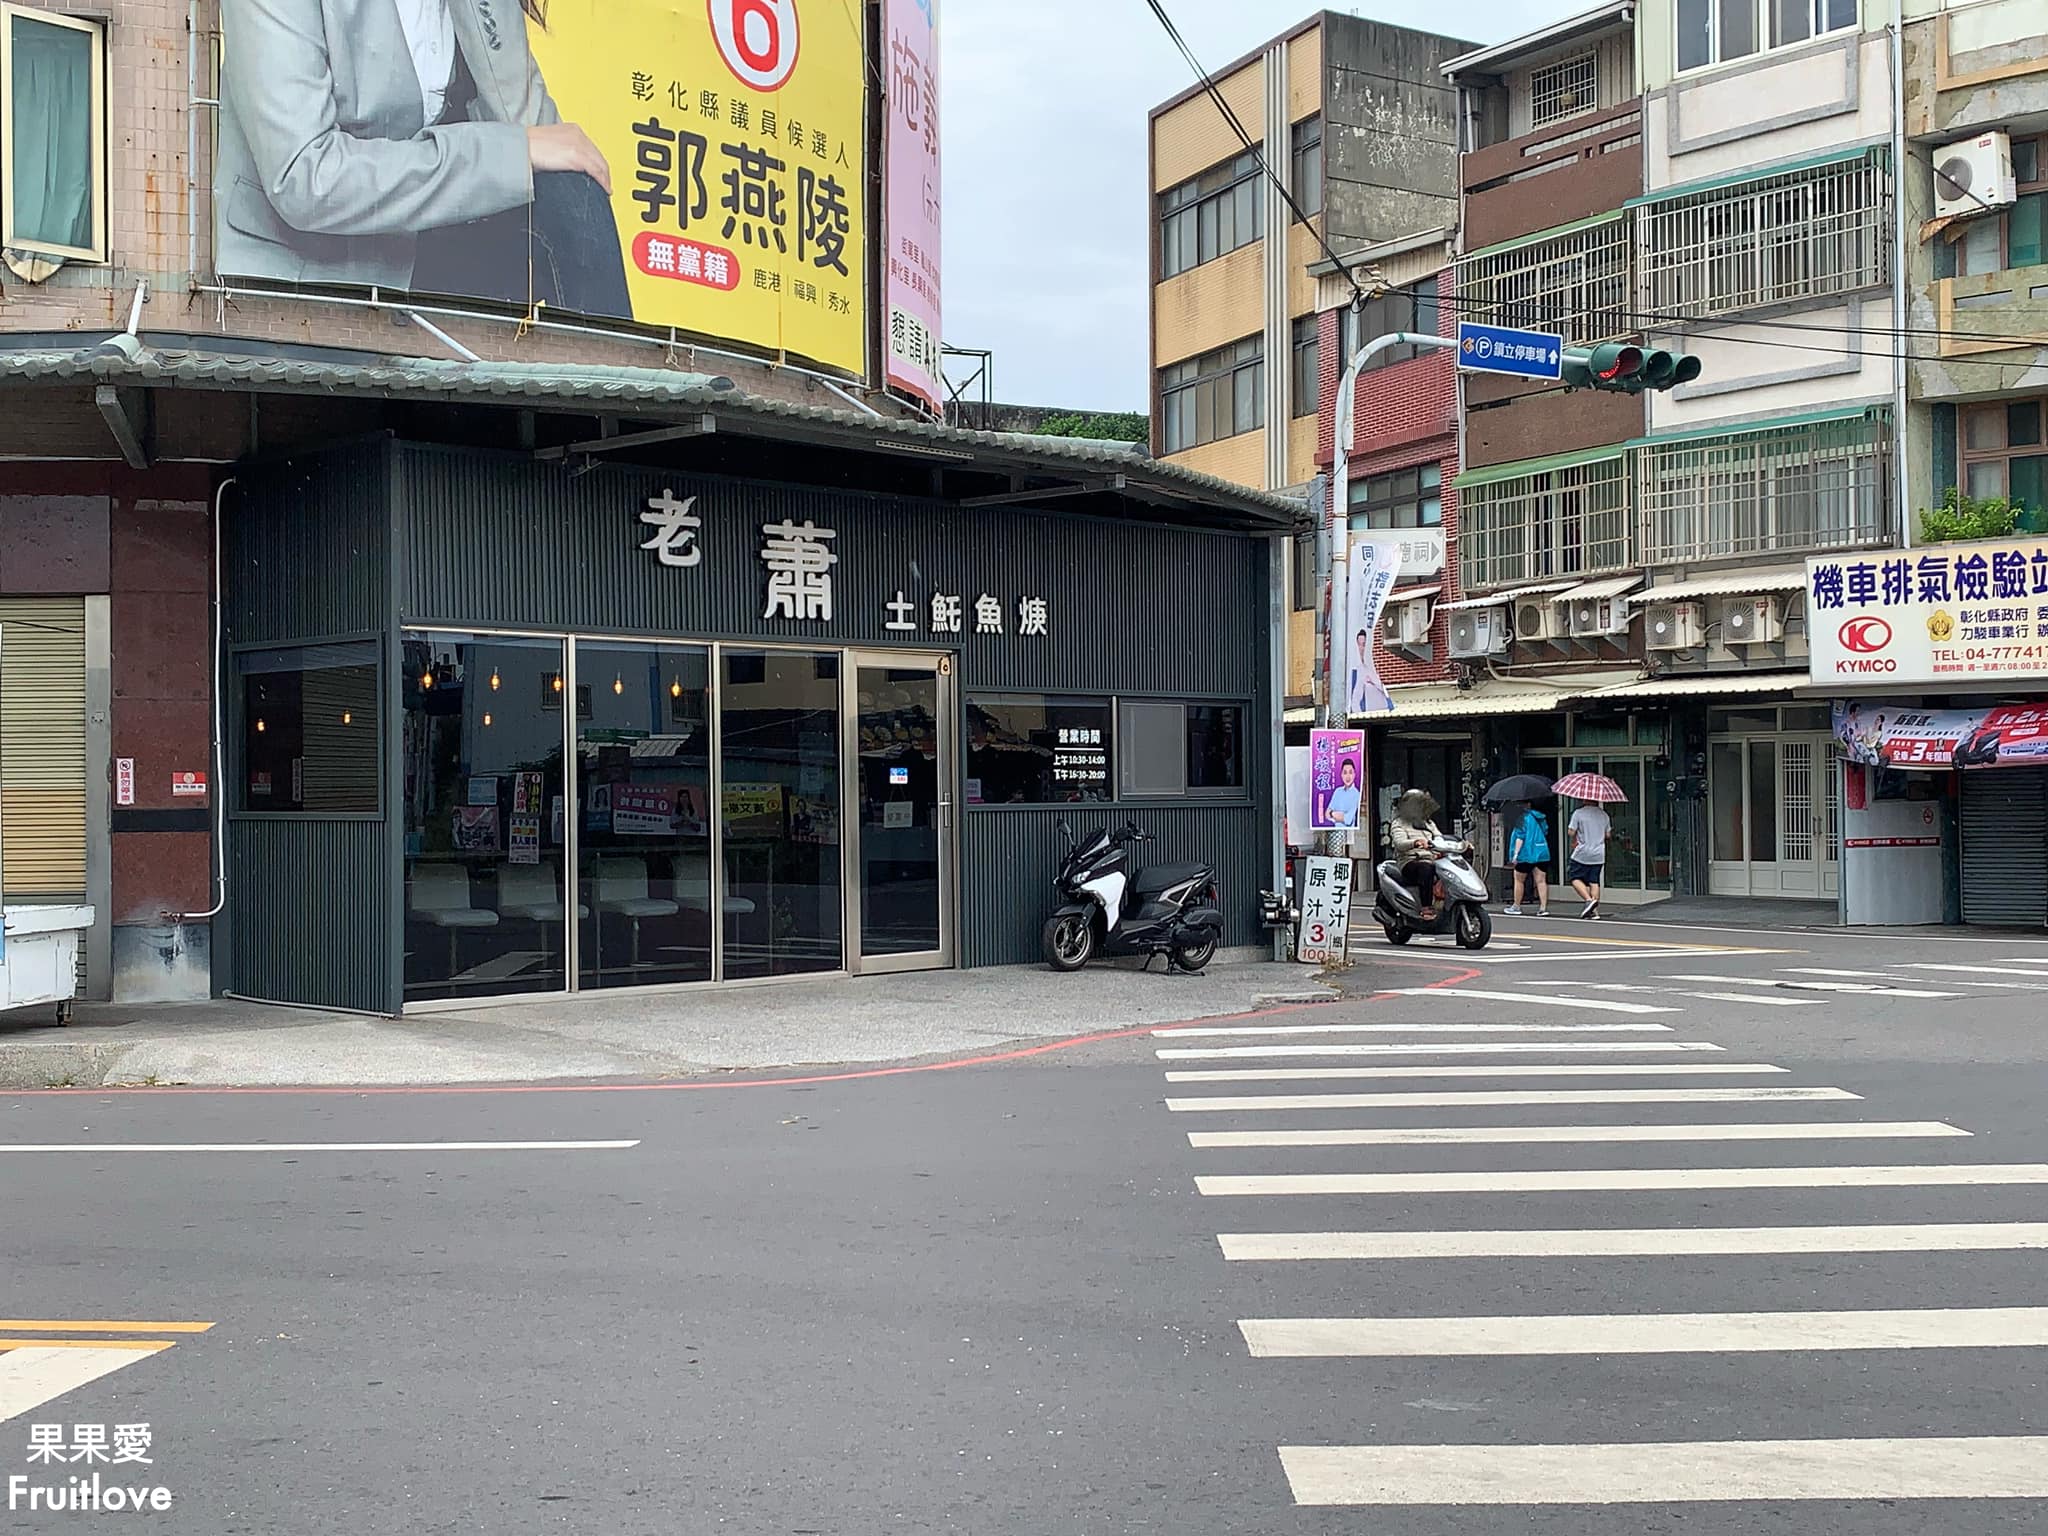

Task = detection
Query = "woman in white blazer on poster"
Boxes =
[215,0,631,317]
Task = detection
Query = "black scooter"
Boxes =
[1042,819,1224,974]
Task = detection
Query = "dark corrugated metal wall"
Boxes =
[227,820,393,1012]
[224,442,397,1010]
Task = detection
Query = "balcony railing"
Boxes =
[1637,411,1893,565]
[1460,100,1644,250]
[1455,213,1633,350]
[1461,454,1633,591]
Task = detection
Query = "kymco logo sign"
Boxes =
[1839,616,1892,654]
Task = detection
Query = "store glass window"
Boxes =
[1119,700,1250,799]
[1186,704,1246,792]
[399,633,566,1001]
[719,649,842,978]
[965,696,1112,805]
[575,642,712,990]
[239,642,380,813]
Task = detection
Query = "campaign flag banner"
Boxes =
[1309,729,1366,833]
[883,0,941,408]
[1344,537,1402,717]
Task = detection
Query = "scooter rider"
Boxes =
[1390,789,1467,920]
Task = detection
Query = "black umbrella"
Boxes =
[1481,773,1555,808]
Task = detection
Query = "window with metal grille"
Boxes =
[1529,52,1597,129]
[1455,215,1630,347]
[1637,153,1889,322]
[1460,457,1630,591]
[1638,413,1892,564]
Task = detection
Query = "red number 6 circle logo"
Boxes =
[709,0,801,91]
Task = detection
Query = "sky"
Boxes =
[940,0,1592,412]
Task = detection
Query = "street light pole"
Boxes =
[1322,325,1456,859]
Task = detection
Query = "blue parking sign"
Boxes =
[1456,321,1564,381]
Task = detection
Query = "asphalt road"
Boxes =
[4,918,2048,1533]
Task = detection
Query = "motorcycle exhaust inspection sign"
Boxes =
[1295,856,1353,966]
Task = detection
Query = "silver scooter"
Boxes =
[1372,832,1493,949]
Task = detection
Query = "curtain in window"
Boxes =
[8,15,93,251]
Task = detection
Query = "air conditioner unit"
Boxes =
[1721,595,1785,646]
[1934,131,2016,220]
[1448,606,1508,659]
[1568,594,1629,639]
[1381,597,1432,647]
[1645,600,1705,650]
[1514,597,1567,643]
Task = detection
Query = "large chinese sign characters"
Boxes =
[1809,538,2048,686]
[530,0,867,374]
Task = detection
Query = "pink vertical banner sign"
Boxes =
[885,0,942,409]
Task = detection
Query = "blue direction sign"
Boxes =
[1456,321,1564,381]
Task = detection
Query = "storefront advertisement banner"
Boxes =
[883,0,941,409]
[1808,538,2048,687]
[216,0,867,375]
[1344,538,1402,717]
[1308,729,1366,832]
[1832,699,2048,769]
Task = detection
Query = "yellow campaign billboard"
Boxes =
[215,0,866,374]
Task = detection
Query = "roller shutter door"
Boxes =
[1960,768,2048,927]
[0,598,89,900]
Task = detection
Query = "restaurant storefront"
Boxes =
[222,438,1282,1013]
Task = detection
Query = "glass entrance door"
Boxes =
[1709,734,1839,897]
[849,654,953,972]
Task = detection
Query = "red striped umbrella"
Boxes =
[1551,771,1629,803]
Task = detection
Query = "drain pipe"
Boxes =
[183,475,234,922]
[1890,16,1911,550]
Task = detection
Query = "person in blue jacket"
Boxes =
[1503,802,1551,916]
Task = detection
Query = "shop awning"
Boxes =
[1283,706,1316,724]
[1571,671,1810,701]
[1365,679,1579,720]
[1629,567,1808,604]
[1388,583,1442,605]
[1558,574,1642,604]
[1441,581,1575,611]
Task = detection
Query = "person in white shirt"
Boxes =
[1348,630,1391,715]
[1567,802,1610,919]
[1323,758,1362,828]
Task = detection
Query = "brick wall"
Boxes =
[1315,271,1460,689]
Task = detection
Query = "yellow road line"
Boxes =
[0,1339,173,1352]
[0,1320,212,1334]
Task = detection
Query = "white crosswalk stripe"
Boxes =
[1373,988,1680,1014]
[1663,973,1961,998]
[1164,1062,1784,1082]
[1195,1163,2048,1197]
[1188,1120,1967,1149]
[1156,1039,1727,1060]
[1166,1085,1857,1112]
[1240,1306,2048,1357]
[1153,1019,1675,1036]
[1217,1222,2048,1261]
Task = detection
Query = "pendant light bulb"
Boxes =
[489,669,501,691]
[552,673,564,693]
[483,712,493,727]
[255,718,266,733]
[613,674,624,696]
[670,678,682,699]
[342,711,352,726]
[421,669,434,689]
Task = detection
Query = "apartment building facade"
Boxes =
[1146,11,1469,728]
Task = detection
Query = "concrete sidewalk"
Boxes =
[0,958,1332,1089]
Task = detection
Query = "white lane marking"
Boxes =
[1242,1306,2048,1359]
[1188,1121,1966,1149]
[1792,967,2048,991]
[1665,973,1960,999]
[1166,1086,1857,1113]
[1153,1020,1675,1036]
[1676,990,1827,1008]
[1157,1040,1726,1060]
[0,1347,163,1426]
[1279,1437,2048,1506]
[0,1141,643,1153]
[1375,990,1679,1015]
[1196,1163,2048,1197]
[1166,1063,1785,1082]
[1219,1222,2048,1261]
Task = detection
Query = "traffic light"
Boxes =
[1560,342,1702,393]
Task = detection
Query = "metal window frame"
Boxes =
[1160,335,1266,453]
[0,2,108,263]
